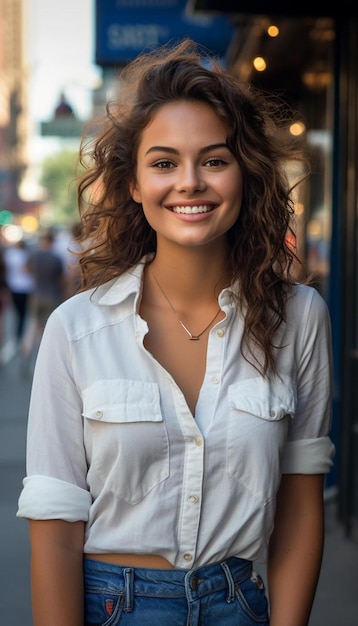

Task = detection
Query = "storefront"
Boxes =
[189,4,358,537]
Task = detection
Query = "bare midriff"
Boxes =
[85,553,175,569]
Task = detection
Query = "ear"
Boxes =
[129,180,142,204]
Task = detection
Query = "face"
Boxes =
[130,100,243,251]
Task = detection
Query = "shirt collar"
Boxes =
[91,257,148,307]
[90,255,239,309]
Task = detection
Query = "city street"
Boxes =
[0,312,357,625]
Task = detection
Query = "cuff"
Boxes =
[282,436,336,474]
[17,475,92,521]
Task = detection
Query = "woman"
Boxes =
[17,39,335,626]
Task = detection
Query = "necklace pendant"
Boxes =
[152,271,221,342]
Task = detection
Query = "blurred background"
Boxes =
[0,0,357,604]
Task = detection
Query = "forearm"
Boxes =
[267,474,325,626]
[29,520,85,626]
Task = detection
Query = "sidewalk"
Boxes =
[310,495,358,626]
[1,335,357,625]
[0,348,33,625]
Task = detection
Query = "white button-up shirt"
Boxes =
[17,259,335,568]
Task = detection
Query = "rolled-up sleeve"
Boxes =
[17,475,92,521]
[282,436,335,474]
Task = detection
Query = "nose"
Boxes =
[175,164,206,193]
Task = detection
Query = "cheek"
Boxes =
[140,178,170,206]
[227,176,243,208]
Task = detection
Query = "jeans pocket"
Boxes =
[234,573,269,624]
[84,588,124,626]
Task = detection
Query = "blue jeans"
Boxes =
[83,556,269,625]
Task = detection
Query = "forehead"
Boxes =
[138,100,228,148]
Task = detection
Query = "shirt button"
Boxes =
[189,495,199,504]
[183,553,193,562]
[270,410,276,417]
[212,375,220,384]
[194,436,203,446]
[216,328,225,337]
[95,410,103,419]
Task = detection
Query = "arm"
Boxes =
[29,519,85,626]
[267,473,325,626]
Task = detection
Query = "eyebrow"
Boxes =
[144,143,229,157]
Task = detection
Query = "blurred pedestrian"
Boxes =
[0,247,11,359]
[17,39,335,626]
[21,230,65,359]
[3,239,35,345]
[53,222,83,298]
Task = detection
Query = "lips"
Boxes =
[170,205,216,214]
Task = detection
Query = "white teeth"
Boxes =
[171,205,213,214]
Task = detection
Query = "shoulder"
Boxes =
[46,271,140,340]
[285,283,331,343]
[45,260,146,334]
[40,288,104,348]
[50,285,107,325]
[288,283,329,316]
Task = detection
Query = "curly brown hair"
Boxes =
[76,38,310,375]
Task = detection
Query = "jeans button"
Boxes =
[191,576,199,591]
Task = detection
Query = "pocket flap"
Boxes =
[82,379,162,423]
[228,375,296,421]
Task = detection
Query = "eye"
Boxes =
[204,157,228,167]
[152,160,175,169]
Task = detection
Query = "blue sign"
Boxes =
[95,0,234,65]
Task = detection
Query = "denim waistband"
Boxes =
[84,556,253,607]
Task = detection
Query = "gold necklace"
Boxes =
[152,271,221,341]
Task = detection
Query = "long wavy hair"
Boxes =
[76,38,310,375]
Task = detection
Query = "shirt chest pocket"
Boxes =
[82,379,169,505]
[227,376,296,504]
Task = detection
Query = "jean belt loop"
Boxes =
[123,567,134,612]
[220,560,235,603]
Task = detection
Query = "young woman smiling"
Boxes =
[18,39,335,626]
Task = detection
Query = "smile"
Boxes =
[171,205,215,214]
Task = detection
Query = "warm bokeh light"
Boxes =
[21,214,39,233]
[253,56,267,72]
[290,121,306,136]
[267,25,279,37]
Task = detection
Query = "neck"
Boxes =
[149,245,231,304]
